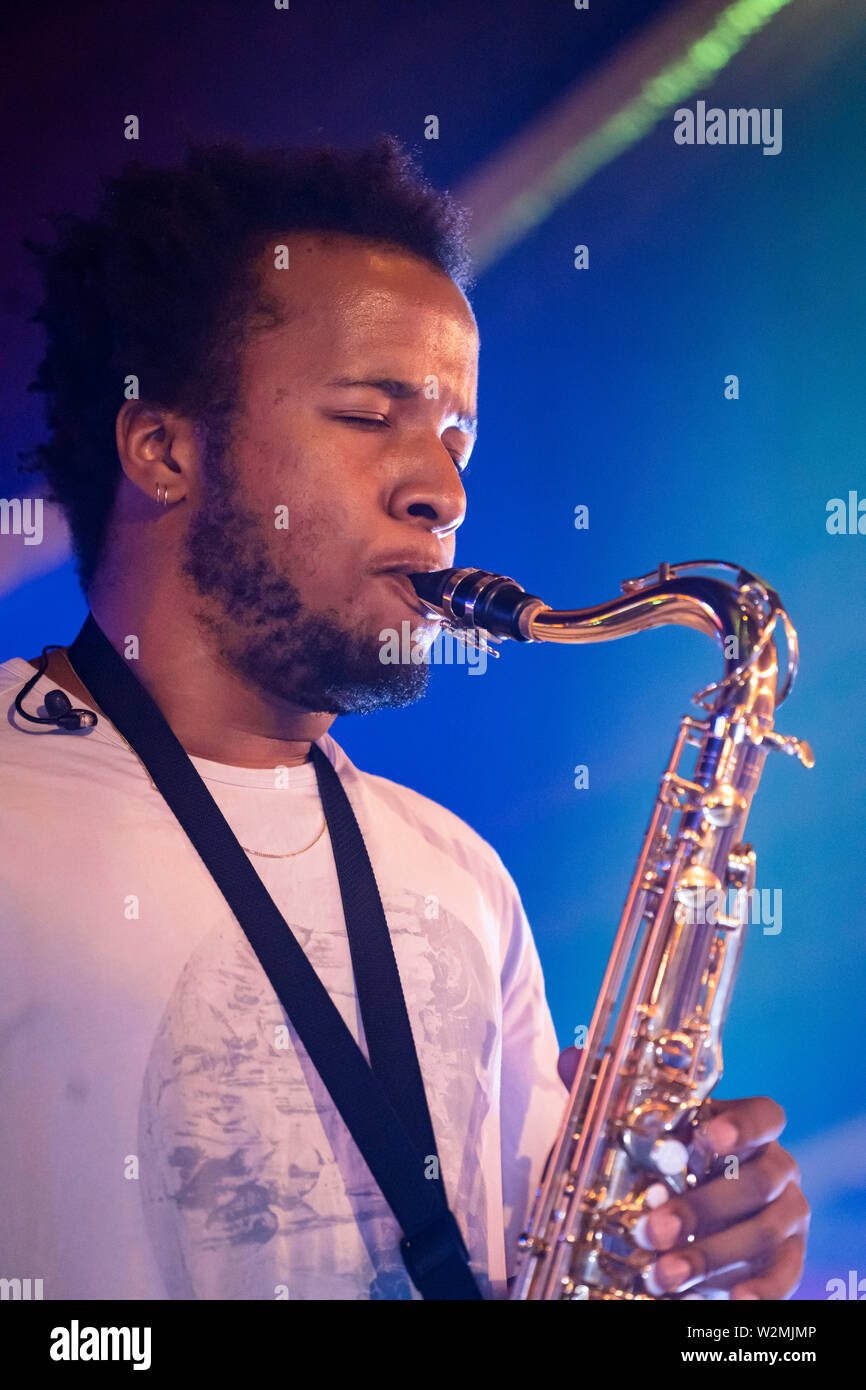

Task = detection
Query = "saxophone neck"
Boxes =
[411,559,800,719]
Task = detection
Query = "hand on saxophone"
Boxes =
[557,1046,811,1301]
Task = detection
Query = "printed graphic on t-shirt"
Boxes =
[137,888,494,1300]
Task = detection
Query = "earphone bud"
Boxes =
[13,645,99,731]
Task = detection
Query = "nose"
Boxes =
[387,435,467,540]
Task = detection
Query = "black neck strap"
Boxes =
[66,613,482,1300]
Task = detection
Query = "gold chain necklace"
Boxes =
[239,820,327,858]
[57,650,327,859]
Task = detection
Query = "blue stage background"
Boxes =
[2,0,864,1300]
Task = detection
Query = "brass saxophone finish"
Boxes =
[409,560,813,1301]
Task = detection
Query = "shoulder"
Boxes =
[0,656,41,740]
[323,731,520,902]
[0,656,33,696]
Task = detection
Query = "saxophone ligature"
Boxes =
[409,560,813,1301]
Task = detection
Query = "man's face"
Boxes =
[181,233,479,715]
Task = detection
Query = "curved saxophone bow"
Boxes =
[410,560,813,1300]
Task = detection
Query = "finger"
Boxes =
[677,1267,745,1299]
[678,1261,778,1299]
[643,1181,809,1296]
[730,1234,807,1300]
[557,1045,583,1088]
[693,1095,786,1162]
[677,1231,808,1299]
[695,1142,770,1184]
[638,1141,800,1249]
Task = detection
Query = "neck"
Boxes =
[99,597,336,768]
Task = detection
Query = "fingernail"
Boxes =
[732,1289,759,1300]
[632,1214,654,1250]
[655,1255,692,1290]
[646,1210,681,1249]
[644,1255,692,1295]
[705,1118,738,1152]
[633,1208,680,1252]
[632,1185,674,1248]
[645,1183,670,1209]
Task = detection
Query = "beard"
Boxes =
[179,441,432,716]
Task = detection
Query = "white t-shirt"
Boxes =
[0,655,568,1301]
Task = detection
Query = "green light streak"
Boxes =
[475,0,793,269]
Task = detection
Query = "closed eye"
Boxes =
[334,414,389,426]
[333,414,470,476]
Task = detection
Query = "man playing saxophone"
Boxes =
[0,137,809,1300]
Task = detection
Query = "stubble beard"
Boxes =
[179,441,431,715]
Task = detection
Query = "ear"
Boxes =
[115,399,202,507]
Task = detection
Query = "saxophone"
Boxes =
[410,559,813,1301]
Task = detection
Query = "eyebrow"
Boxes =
[325,376,478,436]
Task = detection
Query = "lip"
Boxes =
[375,570,439,619]
[371,558,444,577]
[370,557,445,614]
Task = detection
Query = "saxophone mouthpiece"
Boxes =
[409,568,546,641]
[407,570,453,612]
